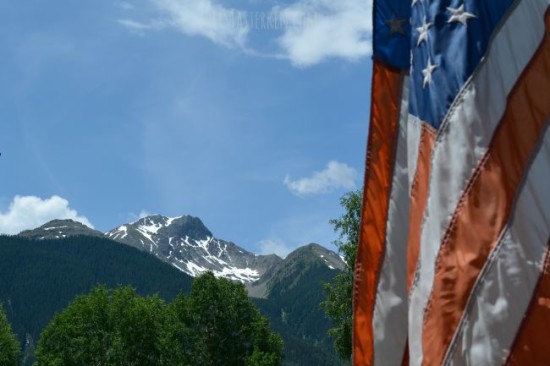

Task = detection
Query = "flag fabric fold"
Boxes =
[353,0,550,365]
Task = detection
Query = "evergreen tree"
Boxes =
[0,303,20,366]
[321,190,361,360]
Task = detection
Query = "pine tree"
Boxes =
[0,302,20,366]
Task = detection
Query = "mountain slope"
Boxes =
[105,215,283,283]
[0,235,347,365]
[255,244,349,366]
[18,216,345,298]
[0,234,194,356]
[18,219,104,240]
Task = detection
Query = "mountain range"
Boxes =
[5,215,349,365]
[19,215,345,298]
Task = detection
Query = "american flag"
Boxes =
[353,0,550,365]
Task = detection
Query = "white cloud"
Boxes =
[117,19,165,32]
[127,209,154,223]
[274,0,372,66]
[0,195,94,235]
[257,238,293,258]
[284,160,358,197]
[139,210,152,219]
[118,0,371,66]
[119,0,249,48]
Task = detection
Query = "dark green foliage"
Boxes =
[255,245,349,366]
[256,297,348,366]
[34,286,166,366]
[110,288,166,365]
[322,190,362,360]
[35,274,282,366]
[0,303,20,366]
[0,234,193,363]
[0,234,340,365]
[163,272,283,366]
[160,294,194,365]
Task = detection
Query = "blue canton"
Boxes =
[374,0,412,69]
[407,0,516,129]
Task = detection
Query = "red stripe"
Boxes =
[407,124,436,292]
[506,238,550,366]
[421,10,550,366]
[353,61,404,366]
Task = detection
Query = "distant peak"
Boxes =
[131,214,168,225]
[38,219,92,230]
[116,214,213,241]
[284,243,345,271]
[167,216,213,239]
[18,219,104,240]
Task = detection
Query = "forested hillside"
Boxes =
[0,235,194,363]
[0,235,346,365]
[256,244,350,366]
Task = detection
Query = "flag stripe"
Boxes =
[353,61,404,366]
[421,8,550,365]
[407,116,423,190]
[372,75,410,366]
[407,124,436,292]
[443,124,550,365]
[506,238,550,366]
[408,1,550,363]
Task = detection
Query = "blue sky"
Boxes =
[0,0,373,257]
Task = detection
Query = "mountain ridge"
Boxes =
[17,215,345,298]
[18,219,104,240]
[104,215,284,285]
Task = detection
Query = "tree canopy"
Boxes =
[0,303,20,366]
[34,273,283,365]
[163,272,283,365]
[322,190,362,360]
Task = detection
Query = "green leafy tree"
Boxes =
[36,275,282,365]
[163,272,283,366]
[321,190,362,360]
[34,286,165,366]
[110,287,165,365]
[159,293,194,365]
[0,302,20,366]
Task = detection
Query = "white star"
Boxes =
[422,58,438,88]
[416,17,432,46]
[385,14,407,35]
[447,5,476,26]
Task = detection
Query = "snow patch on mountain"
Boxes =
[18,216,344,295]
[105,215,282,285]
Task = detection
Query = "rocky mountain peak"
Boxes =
[247,243,346,298]
[106,215,282,284]
[157,215,212,240]
[18,219,104,240]
[287,243,346,271]
[16,215,344,295]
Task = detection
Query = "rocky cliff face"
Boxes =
[105,215,282,284]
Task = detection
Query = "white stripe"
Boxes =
[408,1,550,365]
[407,114,423,190]
[373,76,410,366]
[445,122,550,366]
